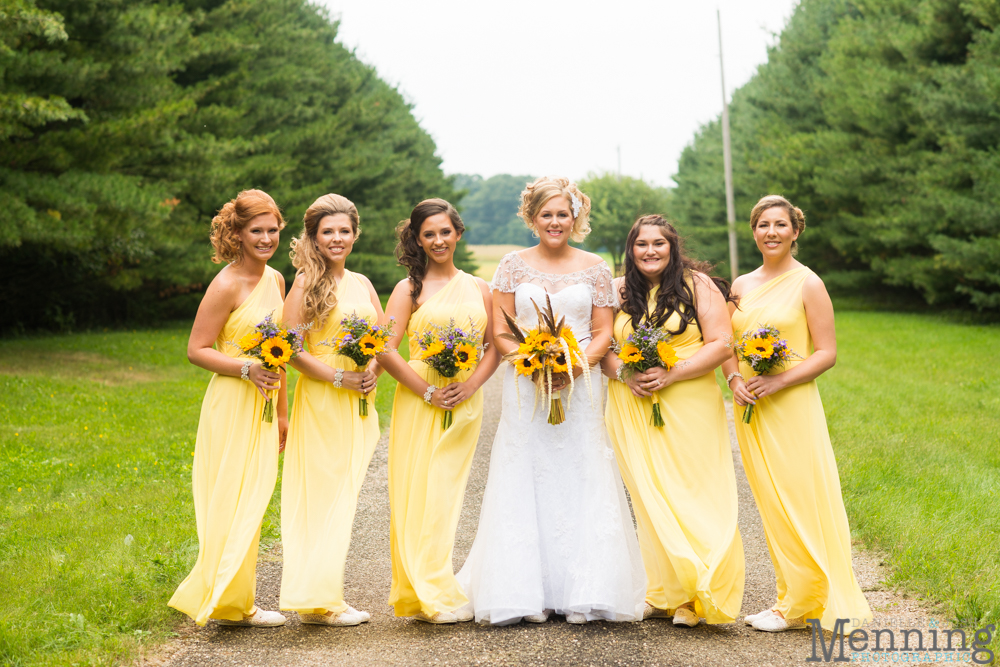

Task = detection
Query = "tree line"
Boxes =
[0,0,469,334]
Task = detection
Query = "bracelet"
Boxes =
[726,371,745,386]
[240,360,252,382]
[333,368,344,388]
[423,385,436,404]
[615,363,625,382]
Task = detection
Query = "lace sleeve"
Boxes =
[589,262,615,308]
[490,252,518,293]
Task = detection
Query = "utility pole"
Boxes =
[718,9,739,282]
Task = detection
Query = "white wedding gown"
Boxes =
[456,252,646,625]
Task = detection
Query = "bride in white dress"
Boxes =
[456,177,646,625]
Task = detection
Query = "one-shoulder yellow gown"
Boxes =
[605,289,745,623]
[387,272,487,617]
[169,266,283,625]
[733,266,872,631]
[279,270,380,614]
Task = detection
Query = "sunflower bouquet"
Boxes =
[731,323,801,424]
[498,294,590,426]
[232,312,309,422]
[321,312,395,416]
[414,318,483,429]
[615,322,680,428]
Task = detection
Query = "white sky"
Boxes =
[319,1,799,187]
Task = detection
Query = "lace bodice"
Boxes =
[492,252,614,344]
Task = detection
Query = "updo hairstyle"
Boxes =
[749,195,806,255]
[517,176,592,243]
[394,198,465,308]
[289,193,360,325]
[210,189,285,264]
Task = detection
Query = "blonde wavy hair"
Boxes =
[210,189,285,264]
[289,194,360,326]
[517,176,592,243]
[749,195,806,256]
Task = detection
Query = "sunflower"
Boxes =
[455,343,479,370]
[746,337,774,358]
[261,336,292,367]
[618,344,643,364]
[513,355,543,377]
[525,331,555,351]
[560,328,579,352]
[657,341,679,369]
[239,331,263,352]
[422,340,445,359]
[517,341,536,355]
[550,351,568,374]
[358,333,383,356]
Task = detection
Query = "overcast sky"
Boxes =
[319,1,799,187]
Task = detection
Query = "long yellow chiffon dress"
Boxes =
[732,266,872,631]
[387,271,487,617]
[169,266,283,625]
[279,270,380,615]
[605,287,745,623]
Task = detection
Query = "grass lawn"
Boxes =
[466,244,619,282]
[0,310,996,664]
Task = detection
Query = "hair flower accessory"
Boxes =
[569,192,582,219]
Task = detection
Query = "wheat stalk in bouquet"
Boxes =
[497,294,591,426]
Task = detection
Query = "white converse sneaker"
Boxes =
[752,613,807,632]
[566,612,588,625]
[300,606,368,626]
[744,608,775,626]
[413,611,458,624]
[218,608,286,627]
[642,603,671,620]
[672,606,700,627]
[524,610,551,623]
[453,608,474,622]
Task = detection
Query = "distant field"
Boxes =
[467,244,618,281]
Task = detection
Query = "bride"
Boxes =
[456,177,646,625]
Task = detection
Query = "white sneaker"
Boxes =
[566,612,588,625]
[524,610,551,623]
[300,606,369,626]
[642,603,671,620]
[453,608,474,622]
[744,608,775,626]
[413,611,458,624]
[218,608,286,627]
[752,613,807,632]
[673,606,700,627]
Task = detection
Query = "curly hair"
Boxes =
[289,193,360,326]
[620,215,734,336]
[749,195,806,256]
[517,176,592,243]
[394,198,465,308]
[210,189,285,264]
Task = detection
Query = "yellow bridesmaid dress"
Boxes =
[387,271,487,617]
[279,271,380,614]
[732,266,872,630]
[605,286,745,623]
[169,266,283,625]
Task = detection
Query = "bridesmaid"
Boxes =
[602,215,745,627]
[722,195,872,632]
[169,189,287,627]
[279,194,383,626]
[379,198,500,624]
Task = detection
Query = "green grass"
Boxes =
[820,311,1000,638]
[1,312,997,664]
[0,325,402,666]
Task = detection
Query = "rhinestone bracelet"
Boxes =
[423,385,437,404]
[240,360,252,382]
[725,371,745,386]
[333,369,344,388]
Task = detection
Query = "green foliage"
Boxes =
[453,173,536,246]
[578,172,672,273]
[0,0,458,333]
[671,0,1000,309]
